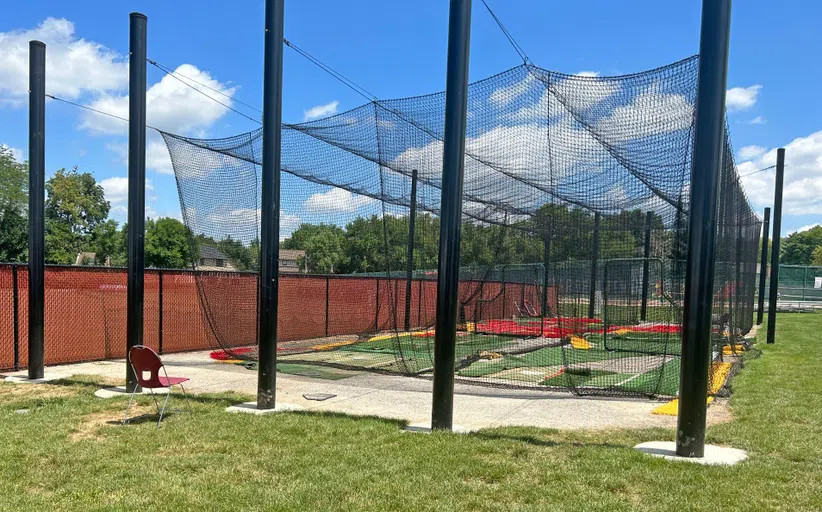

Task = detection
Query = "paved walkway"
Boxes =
[2,350,730,431]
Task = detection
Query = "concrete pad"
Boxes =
[402,422,473,434]
[94,386,169,398]
[226,402,304,414]
[634,441,748,466]
[4,374,63,384]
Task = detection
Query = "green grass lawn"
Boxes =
[1,313,821,511]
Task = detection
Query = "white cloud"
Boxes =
[738,145,766,160]
[303,101,339,122]
[105,136,175,176]
[726,84,762,112]
[0,144,24,162]
[99,175,154,205]
[80,64,237,136]
[596,82,692,142]
[575,71,600,78]
[304,187,378,214]
[0,18,128,107]
[788,224,821,235]
[739,130,822,215]
[749,116,766,125]
[201,207,300,242]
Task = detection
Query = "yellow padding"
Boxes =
[369,333,409,342]
[311,339,358,351]
[570,335,591,350]
[214,359,244,364]
[722,345,745,356]
[652,362,731,416]
[613,328,632,335]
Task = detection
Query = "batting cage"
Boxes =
[160,57,761,397]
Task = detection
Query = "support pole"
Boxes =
[541,233,551,318]
[126,14,147,392]
[432,0,472,431]
[405,170,418,332]
[12,264,20,371]
[257,0,285,409]
[158,270,164,354]
[588,212,601,319]
[28,40,46,380]
[756,207,770,325]
[767,148,785,344]
[676,0,732,459]
[641,211,653,321]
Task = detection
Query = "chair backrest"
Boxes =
[129,345,164,388]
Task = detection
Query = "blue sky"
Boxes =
[1,0,821,237]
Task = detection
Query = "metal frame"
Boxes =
[123,346,192,429]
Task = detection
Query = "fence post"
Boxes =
[12,264,20,371]
[374,279,380,332]
[405,169,418,332]
[588,212,601,319]
[28,40,46,380]
[756,207,770,324]
[417,279,423,328]
[325,276,330,337]
[767,148,785,344]
[641,211,652,320]
[257,0,285,409]
[158,270,164,354]
[431,0,472,431]
[676,0,732,459]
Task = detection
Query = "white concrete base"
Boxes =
[634,441,748,466]
[402,422,473,434]
[225,402,303,415]
[94,386,170,399]
[4,374,62,384]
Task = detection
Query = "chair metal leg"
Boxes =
[148,388,161,416]
[157,391,171,428]
[179,383,193,413]
[122,388,138,425]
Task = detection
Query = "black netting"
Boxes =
[159,58,761,397]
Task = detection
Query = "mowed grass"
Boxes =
[1,313,821,511]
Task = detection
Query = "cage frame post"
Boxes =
[767,148,785,344]
[756,207,770,325]
[640,211,653,321]
[404,169,419,332]
[126,13,147,393]
[28,40,46,380]
[158,270,164,355]
[12,264,20,371]
[588,212,601,319]
[541,233,551,321]
[675,0,732,459]
[432,0,472,431]
[257,0,285,410]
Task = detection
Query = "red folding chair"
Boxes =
[124,345,192,428]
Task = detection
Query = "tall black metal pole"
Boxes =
[541,233,551,318]
[588,212,601,319]
[126,13,147,392]
[676,0,732,459]
[432,0,472,431]
[257,0,285,409]
[640,211,653,321]
[756,207,770,325]
[767,149,785,344]
[28,40,46,380]
[405,170,419,332]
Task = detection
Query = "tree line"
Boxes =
[4,146,819,272]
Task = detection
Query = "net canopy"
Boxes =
[161,57,761,397]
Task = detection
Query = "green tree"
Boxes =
[282,223,346,273]
[217,236,254,271]
[145,217,198,268]
[811,246,822,267]
[781,226,822,265]
[0,147,28,262]
[91,219,126,266]
[45,167,110,264]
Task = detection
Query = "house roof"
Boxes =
[200,245,228,260]
[280,249,305,260]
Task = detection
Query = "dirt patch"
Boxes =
[706,398,733,426]
[69,404,156,442]
[0,382,75,400]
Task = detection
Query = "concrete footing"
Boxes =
[225,402,303,415]
[634,441,747,465]
[4,374,62,384]
[402,422,473,434]
[94,386,170,399]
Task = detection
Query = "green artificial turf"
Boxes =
[0,313,820,511]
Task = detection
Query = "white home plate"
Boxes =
[634,441,748,466]
[94,386,170,398]
[5,374,62,384]
[225,402,303,415]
